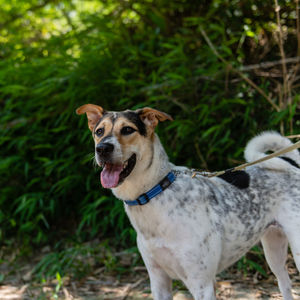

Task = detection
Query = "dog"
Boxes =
[76,104,300,300]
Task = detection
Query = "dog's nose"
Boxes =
[96,143,114,155]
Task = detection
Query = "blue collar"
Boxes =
[124,172,176,206]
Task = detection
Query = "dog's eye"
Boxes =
[95,127,104,137]
[121,126,136,135]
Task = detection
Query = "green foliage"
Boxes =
[33,243,100,280]
[237,245,268,277]
[0,0,299,279]
[32,241,140,281]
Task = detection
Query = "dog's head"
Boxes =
[76,104,173,189]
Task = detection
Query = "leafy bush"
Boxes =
[0,0,299,254]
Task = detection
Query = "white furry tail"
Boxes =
[244,131,300,170]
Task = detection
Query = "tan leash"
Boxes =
[286,134,300,139]
[192,138,300,178]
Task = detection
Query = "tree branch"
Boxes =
[199,26,281,112]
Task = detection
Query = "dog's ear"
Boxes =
[138,107,173,130]
[76,104,104,131]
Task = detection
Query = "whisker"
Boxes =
[87,152,99,169]
[93,156,98,168]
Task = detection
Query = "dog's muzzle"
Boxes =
[96,142,137,189]
[96,142,114,160]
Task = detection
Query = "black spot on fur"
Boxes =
[218,170,250,189]
[279,156,300,168]
[122,111,146,136]
[110,114,117,124]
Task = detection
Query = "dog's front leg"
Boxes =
[138,239,173,300]
[185,279,216,300]
[147,265,173,300]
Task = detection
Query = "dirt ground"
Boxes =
[1,250,300,300]
[1,266,300,300]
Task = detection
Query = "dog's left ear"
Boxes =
[138,107,173,129]
[76,104,104,131]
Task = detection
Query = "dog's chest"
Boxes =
[143,237,187,279]
[129,208,187,279]
[126,198,216,280]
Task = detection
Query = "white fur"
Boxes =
[245,131,300,170]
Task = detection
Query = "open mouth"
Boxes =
[100,154,136,189]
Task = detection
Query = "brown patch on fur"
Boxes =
[93,115,143,148]
[137,107,173,131]
[113,117,142,146]
[76,104,104,131]
[94,116,114,143]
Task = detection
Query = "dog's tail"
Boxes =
[244,131,300,170]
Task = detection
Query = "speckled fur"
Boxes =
[125,132,300,300]
[77,105,300,300]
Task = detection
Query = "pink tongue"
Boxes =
[100,163,123,188]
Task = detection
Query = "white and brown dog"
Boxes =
[76,104,300,300]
